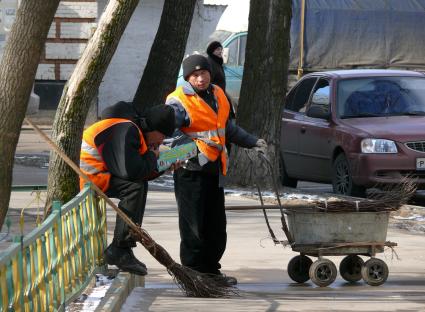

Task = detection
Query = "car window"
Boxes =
[226,38,239,66]
[338,77,425,118]
[285,77,318,113]
[239,35,247,66]
[308,79,330,116]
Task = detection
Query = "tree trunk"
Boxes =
[132,0,197,112]
[0,1,60,230]
[227,0,292,188]
[45,0,140,212]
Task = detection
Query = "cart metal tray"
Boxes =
[285,210,390,256]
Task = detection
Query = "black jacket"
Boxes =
[95,101,158,181]
[207,54,226,92]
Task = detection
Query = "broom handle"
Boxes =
[24,118,141,234]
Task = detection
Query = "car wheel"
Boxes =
[280,156,298,188]
[332,153,366,197]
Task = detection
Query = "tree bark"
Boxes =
[45,0,140,212]
[0,1,60,230]
[132,0,197,112]
[227,0,292,187]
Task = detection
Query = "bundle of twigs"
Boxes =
[313,177,417,213]
[25,118,237,298]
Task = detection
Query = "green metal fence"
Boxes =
[0,185,107,312]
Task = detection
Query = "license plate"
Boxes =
[416,158,425,170]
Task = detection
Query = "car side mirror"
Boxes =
[222,47,229,64]
[307,105,330,120]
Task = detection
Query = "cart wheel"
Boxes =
[309,259,337,287]
[287,255,313,283]
[361,258,389,286]
[339,255,364,283]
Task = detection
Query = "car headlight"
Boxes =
[361,139,397,153]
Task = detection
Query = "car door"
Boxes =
[281,77,318,177]
[296,78,334,181]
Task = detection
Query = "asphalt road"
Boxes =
[12,164,48,186]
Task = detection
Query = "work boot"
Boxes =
[211,273,238,286]
[128,248,147,270]
[104,244,147,276]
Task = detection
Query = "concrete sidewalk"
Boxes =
[118,191,425,312]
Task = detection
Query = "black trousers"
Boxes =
[173,168,227,274]
[105,176,148,248]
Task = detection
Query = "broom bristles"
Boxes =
[130,228,238,297]
[169,264,239,298]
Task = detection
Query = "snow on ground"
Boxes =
[65,274,114,312]
[150,173,325,201]
[393,214,425,222]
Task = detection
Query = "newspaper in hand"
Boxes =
[157,142,197,172]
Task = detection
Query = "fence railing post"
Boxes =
[53,200,65,309]
[12,235,24,310]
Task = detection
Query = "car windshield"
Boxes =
[337,76,425,118]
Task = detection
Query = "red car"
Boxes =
[280,69,425,196]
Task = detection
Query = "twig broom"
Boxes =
[24,117,237,298]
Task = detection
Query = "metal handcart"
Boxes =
[247,151,397,287]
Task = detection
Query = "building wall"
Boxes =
[36,0,97,81]
[97,0,226,113]
[1,0,226,112]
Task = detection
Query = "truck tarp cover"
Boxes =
[291,0,425,71]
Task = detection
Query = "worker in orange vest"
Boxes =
[166,54,267,286]
[80,101,176,276]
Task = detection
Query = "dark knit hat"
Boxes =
[206,41,223,56]
[101,101,138,121]
[145,105,176,137]
[182,54,211,80]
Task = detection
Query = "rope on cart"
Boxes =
[245,149,281,245]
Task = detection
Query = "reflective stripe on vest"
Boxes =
[167,85,230,174]
[79,118,148,191]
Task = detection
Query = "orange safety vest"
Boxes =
[79,118,148,191]
[167,85,230,174]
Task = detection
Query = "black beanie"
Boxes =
[101,101,138,121]
[182,54,211,81]
[206,41,223,57]
[145,105,176,137]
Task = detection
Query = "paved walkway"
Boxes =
[119,191,425,312]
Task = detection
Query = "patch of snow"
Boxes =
[149,173,174,189]
[149,175,326,203]
[393,214,425,222]
[65,274,114,312]
[225,189,324,201]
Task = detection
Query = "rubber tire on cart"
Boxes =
[361,258,389,286]
[332,153,366,197]
[309,259,337,287]
[287,255,313,283]
[280,156,298,188]
[339,255,364,283]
